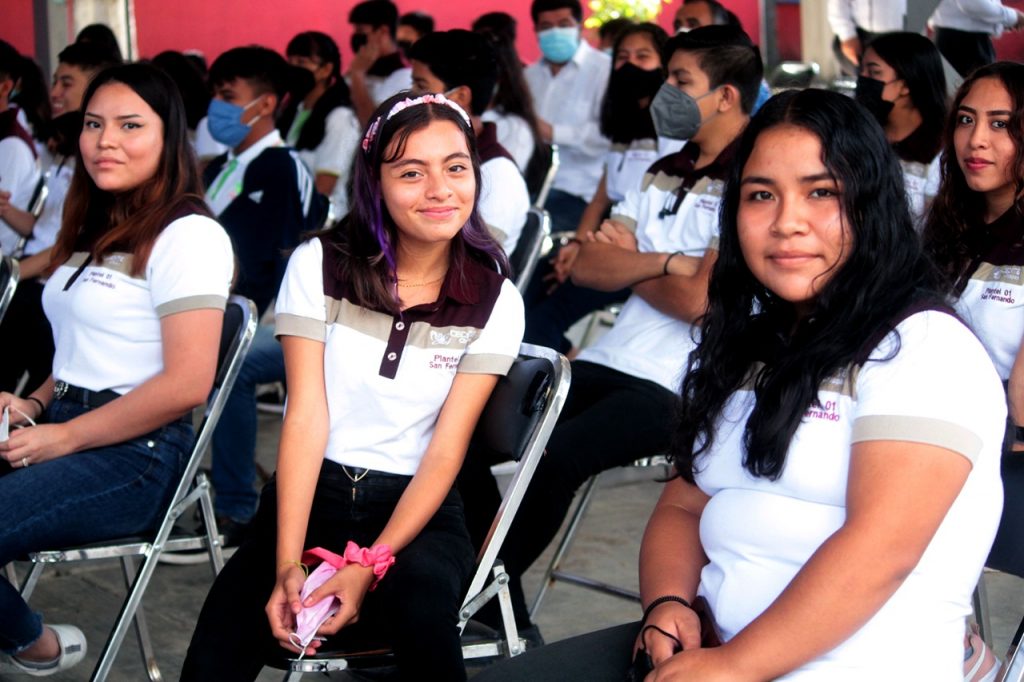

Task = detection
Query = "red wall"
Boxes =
[2,0,37,56]
[2,0,762,68]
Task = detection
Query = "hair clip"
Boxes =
[360,93,471,153]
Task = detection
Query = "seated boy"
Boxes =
[199,46,326,548]
[458,25,765,638]
[408,30,530,256]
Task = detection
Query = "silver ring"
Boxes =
[21,457,28,468]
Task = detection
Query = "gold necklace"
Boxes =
[397,273,446,288]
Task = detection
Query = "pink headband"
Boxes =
[361,93,472,152]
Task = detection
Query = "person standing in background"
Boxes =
[828,0,906,74]
[524,0,611,234]
[930,0,1024,77]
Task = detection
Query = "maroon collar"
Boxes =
[476,121,515,165]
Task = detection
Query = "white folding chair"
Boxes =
[16,295,257,681]
[533,144,560,210]
[529,455,671,620]
[275,343,571,680]
[0,254,20,325]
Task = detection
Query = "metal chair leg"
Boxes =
[3,562,16,586]
[120,556,162,682]
[973,577,993,647]
[91,549,163,681]
[1004,615,1024,682]
[529,474,601,620]
[18,561,44,600]
[195,472,225,574]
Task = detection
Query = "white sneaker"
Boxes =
[0,624,87,676]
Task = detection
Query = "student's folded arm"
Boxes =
[631,249,716,324]
[570,240,667,291]
[658,439,972,680]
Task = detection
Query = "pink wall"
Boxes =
[2,0,762,68]
[1,0,36,56]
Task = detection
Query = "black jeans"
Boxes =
[182,461,476,681]
[459,360,678,626]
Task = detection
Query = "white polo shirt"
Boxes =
[478,122,530,255]
[41,213,234,395]
[901,156,940,230]
[605,136,686,203]
[930,0,1019,36]
[293,106,361,218]
[23,158,73,258]
[695,310,1005,680]
[481,110,534,173]
[275,237,525,475]
[0,131,40,255]
[955,207,1024,381]
[525,41,611,202]
[576,141,735,392]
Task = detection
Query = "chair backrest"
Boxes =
[0,255,20,326]
[508,208,550,293]
[150,295,257,545]
[534,143,560,210]
[525,143,560,210]
[461,343,571,616]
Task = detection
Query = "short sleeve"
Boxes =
[850,311,1007,464]
[458,279,525,375]
[479,158,530,254]
[275,238,327,341]
[311,107,360,177]
[610,186,642,232]
[148,215,234,316]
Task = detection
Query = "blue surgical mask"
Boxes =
[538,27,580,64]
[207,97,264,149]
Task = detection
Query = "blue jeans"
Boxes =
[182,462,476,681]
[210,324,284,523]
[0,399,192,654]
[543,188,588,236]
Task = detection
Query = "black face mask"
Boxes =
[610,62,664,103]
[855,75,895,127]
[397,40,413,54]
[350,33,368,53]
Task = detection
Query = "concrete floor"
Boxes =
[5,411,1024,681]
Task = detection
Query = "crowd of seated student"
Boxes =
[3,0,1024,679]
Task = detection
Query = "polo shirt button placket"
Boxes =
[395,321,405,331]
[387,352,397,361]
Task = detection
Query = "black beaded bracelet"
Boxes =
[663,251,683,276]
[26,396,45,418]
[642,595,692,625]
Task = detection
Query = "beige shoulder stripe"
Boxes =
[851,415,983,463]
[156,295,227,317]
[458,353,515,375]
[276,313,326,342]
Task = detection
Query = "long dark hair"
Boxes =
[923,61,1024,287]
[599,22,668,144]
[471,15,542,145]
[279,31,353,152]
[325,92,508,314]
[673,89,945,482]
[866,32,947,162]
[51,63,209,276]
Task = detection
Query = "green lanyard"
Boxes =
[209,158,239,200]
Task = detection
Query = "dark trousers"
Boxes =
[458,360,678,626]
[934,26,996,78]
[182,461,476,681]
[522,258,628,355]
[473,621,639,682]
[543,188,588,236]
[0,278,54,394]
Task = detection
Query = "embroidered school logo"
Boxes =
[428,352,460,371]
[430,330,451,345]
[430,329,478,346]
[449,329,478,345]
[804,398,840,423]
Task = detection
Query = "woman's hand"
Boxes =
[646,646,737,682]
[549,240,581,287]
[0,417,76,467]
[267,563,310,653]
[0,392,45,425]
[306,563,376,636]
[590,219,637,251]
[635,601,702,666]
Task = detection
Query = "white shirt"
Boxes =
[0,134,40,255]
[576,144,728,391]
[364,67,413,107]
[481,110,535,173]
[930,0,1020,36]
[525,41,611,202]
[23,158,73,258]
[695,311,1005,680]
[205,130,284,217]
[828,0,907,40]
[479,157,530,255]
[605,137,686,203]
[294,106,361,218]
[901,155,941,230]
[275,237,524,475]
[42,214,234,394]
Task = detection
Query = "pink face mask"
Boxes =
[289,562,340,655]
